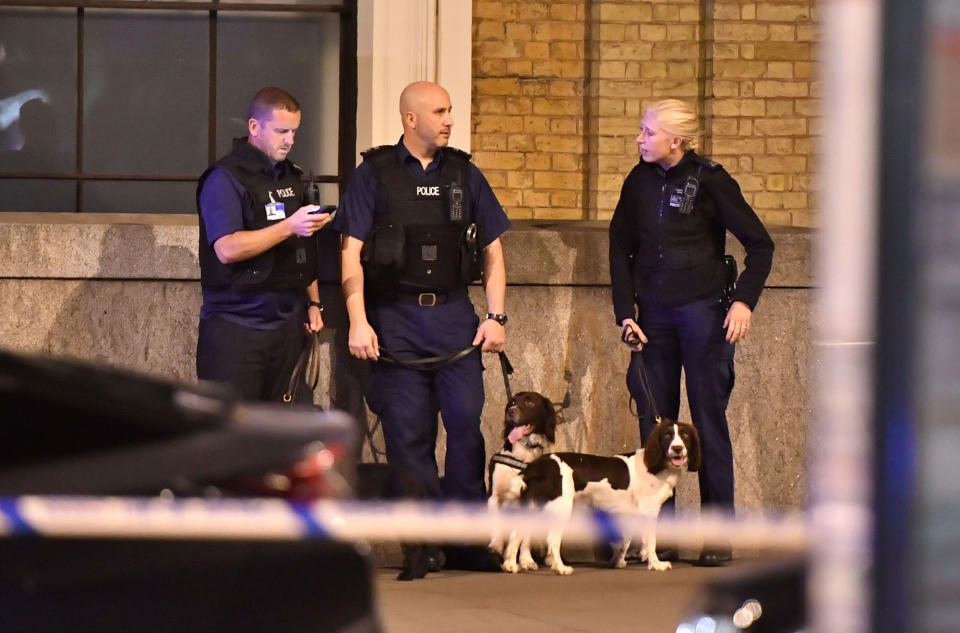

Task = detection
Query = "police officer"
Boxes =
[334,82,509,565]
[196,87,333,402]
[609,99,774,567]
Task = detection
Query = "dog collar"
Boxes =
[491,451,529,471]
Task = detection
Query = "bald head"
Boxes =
[399,81,448,118]
[399,81,453,157]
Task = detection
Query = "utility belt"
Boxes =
[391,287,468,307]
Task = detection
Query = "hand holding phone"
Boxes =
[308,204,337,220]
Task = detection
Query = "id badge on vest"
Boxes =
[265,192,286,221]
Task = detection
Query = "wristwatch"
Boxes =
[307,300,324,312]
[486,312,508,326]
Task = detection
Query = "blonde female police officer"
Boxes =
[609,99,774,566]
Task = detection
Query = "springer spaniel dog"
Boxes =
[486,391,557,555]
[500,420,700,575]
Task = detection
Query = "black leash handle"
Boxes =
[498,351,514,400]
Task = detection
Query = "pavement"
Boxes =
[371,556,749,633]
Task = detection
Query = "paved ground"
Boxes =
[372,558,745,633]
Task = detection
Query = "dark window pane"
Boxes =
[226,0,346,5]
[0,8,77,174]
[217,12,340,176]
[81,180,196,214]
[83,10,208,177]
[0,179,76,212]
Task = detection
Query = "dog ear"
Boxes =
[542,396,558,443]
[642,423,667,473]
[682,423,702,472]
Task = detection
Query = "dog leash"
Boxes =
[635,351,663,425]
[378,344,479,371]
[364,347,516,462]
[622,324,663,425]
[498,351,514,400]
[282,332,321,403]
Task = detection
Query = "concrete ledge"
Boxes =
[0,214,812,288]
[0,214,814,513]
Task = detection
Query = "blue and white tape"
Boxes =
[0,496,807,551]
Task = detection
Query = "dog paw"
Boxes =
[502,560,520,574]
[610,557,628,569]
[648,560,672,571]
[520,558,539,572]
[553,564,574,576]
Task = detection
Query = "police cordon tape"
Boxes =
[0,496,807,551]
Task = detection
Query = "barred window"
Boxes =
[0,1,356,213]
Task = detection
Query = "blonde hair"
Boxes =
[644,99,700,152]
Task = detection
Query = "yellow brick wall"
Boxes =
[706,0,818,227]
[472,1,589,220]
[472,0,818,227]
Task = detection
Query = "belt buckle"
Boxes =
[417,292,437,307]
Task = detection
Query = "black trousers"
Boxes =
[196,315,309,403]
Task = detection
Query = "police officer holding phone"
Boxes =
[196,86,334,402]
[334,81,510,568]
[609,99,774,567]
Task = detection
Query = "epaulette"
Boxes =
[360,145,396,169]
[442,146,472,162]
[689,153,722,170]
[289,161,305,175]
[361,145,395,158]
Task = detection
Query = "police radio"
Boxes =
[305,175,321,206]
[677,176,699,215]
[449,183,464,222]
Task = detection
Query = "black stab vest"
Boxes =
[361,145,475,292]
[197,138,316,291]
[634,155,724,272]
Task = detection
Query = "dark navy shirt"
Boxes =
[198,151,304,330]
[333,137,511,248]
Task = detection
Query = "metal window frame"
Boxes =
[0,0,358,213]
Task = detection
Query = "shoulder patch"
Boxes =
[289,161,304,175]
[442,146,472,162]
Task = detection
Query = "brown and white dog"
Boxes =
[486,391,557,555]
[501,420,700,575]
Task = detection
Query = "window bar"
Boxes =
[337,0,358,198]
[208,2,217,165]
[76,6,84,212]
[1,1,348,13]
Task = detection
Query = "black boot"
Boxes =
[693,545,732,567]
[442,545,502,572]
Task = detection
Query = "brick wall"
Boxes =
[472,0,818,227]
[707,1,819,227]
[472,1,589,220]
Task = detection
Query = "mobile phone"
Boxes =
[309,204,337,219]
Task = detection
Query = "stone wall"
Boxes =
[0,214,814,515]
[471,0,818,226]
